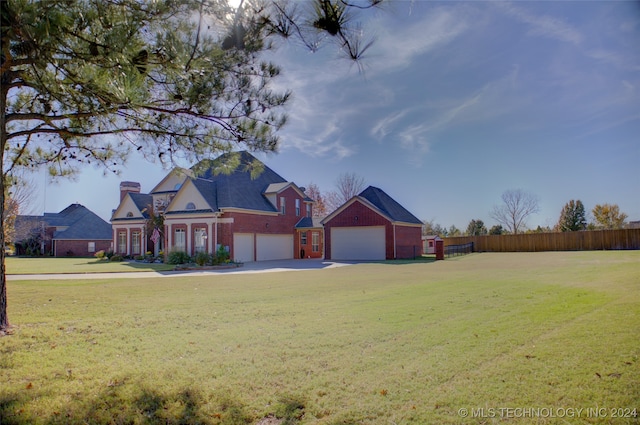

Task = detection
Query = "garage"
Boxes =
[330,226,386,260]
[256,234,293,261]
[233,233,254,262]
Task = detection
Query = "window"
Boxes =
[126,212,134,218]
[300,231,307,246]
[88,242,96,253]
[295,199,300,216]
[118,231,127,254]
[132,231,141,255]
[306,203,311,218]
[174,228,186,252]
[194,228,207,253]
[312,232,320,252]
[186,202,196,210]
[280,197,286,214]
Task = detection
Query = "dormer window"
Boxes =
[185,202,196,210]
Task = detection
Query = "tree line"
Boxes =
[423,189,631,238]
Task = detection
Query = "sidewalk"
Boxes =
[6,259,358,281]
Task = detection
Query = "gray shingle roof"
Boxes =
[129,193,154,218]
[16,204,112,241]
[187,151,287,213]
[51,204,113,240]
[294,217,323,229]
[359,186,422,225]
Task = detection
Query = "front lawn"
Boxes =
[1,251,638,424]
[4,256,174,274]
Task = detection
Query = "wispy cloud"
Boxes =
[368,6,471,74]
[371,110,409,140]
[496,3,583,44]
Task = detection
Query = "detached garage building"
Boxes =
[322,186,423,260]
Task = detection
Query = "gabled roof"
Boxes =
[17,204,112,241]
[358,186,422,225]
[129,193,153,218]
[111,191,153,221]
[322,186,422,226]
[170,151,288,214]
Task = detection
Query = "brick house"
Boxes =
[14,204,112,257]
[322,186,423,260]
[110,151,322,261]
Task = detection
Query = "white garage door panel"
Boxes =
[256,234,293,261]
[331,226,386,260]
[233,233,254,262]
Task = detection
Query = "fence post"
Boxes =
[435,237,444,260]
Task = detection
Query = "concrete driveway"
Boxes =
[6,259,359,281]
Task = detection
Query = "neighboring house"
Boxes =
[110,151,322,261]
[322,186,423,260]
[14,204,112,257]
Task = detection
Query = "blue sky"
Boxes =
[34,1,640,230]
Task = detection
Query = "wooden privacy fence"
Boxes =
[443,229,640,252]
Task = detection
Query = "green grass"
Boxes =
[5,257,174,274]
[1,251,638,424]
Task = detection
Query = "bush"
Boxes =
[214,245,230,264]
[110,254,123,262]
[94,250,106,260]
[167,251,191,265]
[194,251,211,266]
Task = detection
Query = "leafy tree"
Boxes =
[422,219,446,237]
[0,0,384,333]
[529,225,552,234]
[557,199,587,232]
[489,224,504,235]
[465,219,487,236]
[304,183,328,218]
[325,172,366,212]
[447,225,461,237]
[490,189,539,234]
[592,203,628,229]
[3,171,36,247]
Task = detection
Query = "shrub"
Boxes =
[110,254,123,262]
[134,255,145,261]
[194,251,211,266]
[94,250,106,260]
[214,245,230,264]
[167,251,191,265]
[105,250,114,259]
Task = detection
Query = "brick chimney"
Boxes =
[120,181,141,201]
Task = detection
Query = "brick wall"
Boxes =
[55,240,112,257]
[323,200,393,259]
[394,225,423,259]
[324,200,422,260]
[295,229,324,259]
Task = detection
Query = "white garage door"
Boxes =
[331,226,386,260]
[233,233,254,262]
[256,234,293,261]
